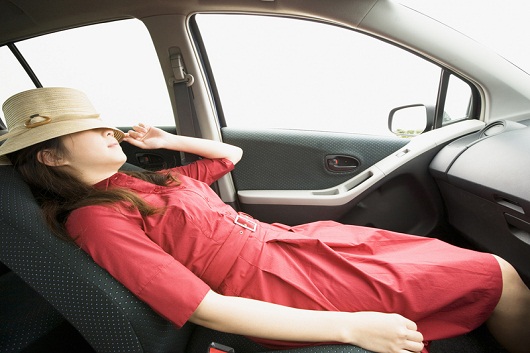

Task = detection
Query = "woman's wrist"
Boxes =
[163,133,181,150]
[320,311,359,345]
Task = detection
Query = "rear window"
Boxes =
[0,19,174,127]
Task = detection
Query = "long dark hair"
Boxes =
[8,137,179,241]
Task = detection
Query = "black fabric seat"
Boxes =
[0,164,371,353]
[0,267,63,352]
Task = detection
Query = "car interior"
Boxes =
[1,0,529,352]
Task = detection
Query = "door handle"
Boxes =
[325,155,360,172]
[136,153,166,170]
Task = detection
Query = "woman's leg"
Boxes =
[487,256,530,353]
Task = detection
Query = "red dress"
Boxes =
[66,158,502,352]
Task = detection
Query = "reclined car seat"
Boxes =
[0,164,371,353]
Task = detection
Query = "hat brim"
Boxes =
[0,116,124,164]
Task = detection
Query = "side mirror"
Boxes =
[388,104,435,138]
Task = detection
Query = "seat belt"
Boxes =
[169,46,201,165]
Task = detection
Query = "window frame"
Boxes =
[190,13,481,135]
[7,43,42,88]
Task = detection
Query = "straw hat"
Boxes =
[0,87,124,162]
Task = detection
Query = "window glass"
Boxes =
[443,74,473,125]
[4,19,173,127]
[0,46,36,125]
[196,14,442,136]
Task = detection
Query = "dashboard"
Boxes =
[430,119,530,285]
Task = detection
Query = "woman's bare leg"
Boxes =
[487,256,530,353]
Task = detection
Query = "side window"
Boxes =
[443,74,474,125]
[0,46,36,121]
[196,14,449,137]
[0,19,173,127]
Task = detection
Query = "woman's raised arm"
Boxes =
[123,123,243,165]
[190,290,424,353]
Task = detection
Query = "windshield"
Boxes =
[399,0,529,74]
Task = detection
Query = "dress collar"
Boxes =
[93,172,159,193]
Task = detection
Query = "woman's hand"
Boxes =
[191,291,424,353]
[345,312,424,353]
[123,123,243,164]
[123,123,168,150]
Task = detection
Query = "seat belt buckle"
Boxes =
[234,214,257,232]
[208,342,235,353]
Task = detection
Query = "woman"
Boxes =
[1,87,529,353]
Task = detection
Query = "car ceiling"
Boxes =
[0,0,379,45]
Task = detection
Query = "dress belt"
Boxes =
[200,213,257,289]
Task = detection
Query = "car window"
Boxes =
[443,74,474,124]
[0,46,36,122]
[0,19,174,127]
[195,14,467,137]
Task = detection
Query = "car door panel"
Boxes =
[221,127,410,226]
[222,127,408,191]
[222,121,484,235]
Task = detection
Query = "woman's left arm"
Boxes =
[123,123,243,165]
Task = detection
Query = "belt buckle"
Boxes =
[234,214,257,232]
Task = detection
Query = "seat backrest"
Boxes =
[0,165,192,353]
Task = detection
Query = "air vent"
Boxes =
[479,120,526,138]
[480,121,505,137]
